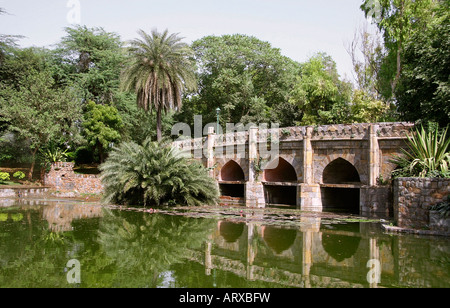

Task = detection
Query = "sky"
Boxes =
[0,0,375,80]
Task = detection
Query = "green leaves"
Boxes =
[100,138,219,207]
[290,53,352,125]
[185,34,300,126]
[82,101,123,162]
[391,125,450,178]
[121,29,197,141]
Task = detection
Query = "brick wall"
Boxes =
[44,162,104,195]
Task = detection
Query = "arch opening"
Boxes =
[321,223,361,262]
[323,158,360,184]
[264,158,297,183]
[219,221,245,243]
[221,160,245,182]
[321,158,361,213]
[263,158,298,207]
[262,226,297,254]
[220,161,245,201]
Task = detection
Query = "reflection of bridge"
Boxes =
[188,218,449,288]
[175,122,414,215]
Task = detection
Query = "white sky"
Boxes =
[0,0,375,80]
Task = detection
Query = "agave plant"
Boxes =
[391,125,450,178]
[100,138,219,207]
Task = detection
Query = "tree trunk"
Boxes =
[156,108,162,142]
[28,147,38,181]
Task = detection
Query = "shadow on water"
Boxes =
[0,199,449,288]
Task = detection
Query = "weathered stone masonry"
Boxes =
[174,122,415,215]
[44,162,103,195]
[394,177,450,231]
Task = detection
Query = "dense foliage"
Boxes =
[1,0,448,181]
[391,126,450,179]
[100,139,220,207]
[122,29,197,141]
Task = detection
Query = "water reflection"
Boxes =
[0,200,449,288]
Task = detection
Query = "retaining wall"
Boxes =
[393,177,450,231]
[44,162,103,195]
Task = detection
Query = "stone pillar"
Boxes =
[207,127,215,178]
[369,124,380,187]
[204,241,212,276]
[301,230,313,288]
[300,127,322,211]
[246,126,265,208]
[246,223,256,281]
[248,126,258,183]
[303,126,314,184]
[368,238,381,288]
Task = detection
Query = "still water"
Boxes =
[0,199,449,288]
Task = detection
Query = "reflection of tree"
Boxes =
[0,208,75,287]
[96,209,216,287]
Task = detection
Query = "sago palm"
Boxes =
[121,29,197,141]
[391,125,450,178]
[100,138,219,207]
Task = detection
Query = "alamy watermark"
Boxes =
[66,259,81,284]
[172,116,280,169]
[366,259,381,284]
[67,0,81,25]
[366,0,382,23]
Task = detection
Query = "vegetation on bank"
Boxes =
[391,125,450,179]
[100,139,219,207]
[0,1,448,191]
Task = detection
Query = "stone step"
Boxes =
[0,187,50,198]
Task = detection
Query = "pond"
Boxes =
[0,199,449,288]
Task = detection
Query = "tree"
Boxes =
[0,49,82,180]
[361,0,439,99]
[82,101,123,163]
[121,29,197,141]
[289,53,352,125]
[347,24,385,100]
[100,138,219,207]
[395,2,450,127]
[182,34,300,127]
[56,25,125,104]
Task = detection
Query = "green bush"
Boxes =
[391,125,450,178]
[0,172,10,183]
[100,138,220,207]
[12,171,25,180]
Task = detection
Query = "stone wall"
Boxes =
[44,162,103,195]
[393,177,450,230]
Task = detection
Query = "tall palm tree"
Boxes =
[122,29,197,141]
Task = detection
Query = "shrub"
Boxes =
[100,138,220,207]
[0,172,10,183]
[391,125,450,178]
[12,171,25,180]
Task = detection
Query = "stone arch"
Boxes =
[323,158,361,184]
[219,160,246,200]
[320,158,361,213]
[219,221,245,243]
[264,157,298,182]
[220,160,245,182]
[315,153,366,185]
[262,226,297,254]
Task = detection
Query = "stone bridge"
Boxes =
[174,122,414,215]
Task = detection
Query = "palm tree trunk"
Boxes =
[156,107,162,142]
